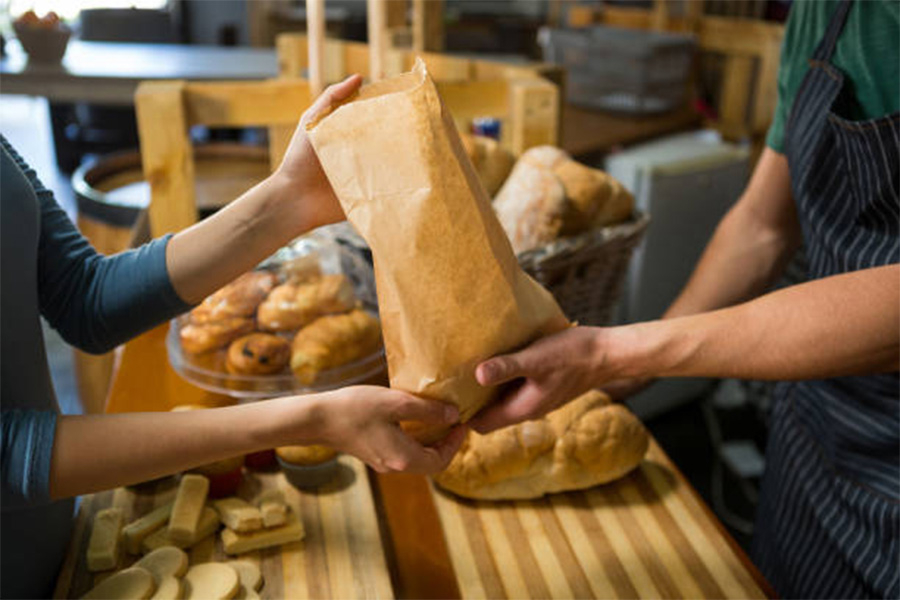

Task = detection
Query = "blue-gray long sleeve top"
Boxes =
[0,135,192,598]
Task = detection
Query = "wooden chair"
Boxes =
[594,0,785,157]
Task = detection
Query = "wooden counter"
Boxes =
[82,323,772,599]
[561,103,703,157]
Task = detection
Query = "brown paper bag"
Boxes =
[308,60,568,441]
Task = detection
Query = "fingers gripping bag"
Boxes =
[307,60,568,442]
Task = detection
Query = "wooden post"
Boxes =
[367,0,386,80]
[719,54,756,141]
[651,0,669,31]
[134,80,198,236]
[306,0,325,96]
[412,0,443,53]
[509,78,559,156]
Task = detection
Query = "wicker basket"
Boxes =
[518,212,650,326]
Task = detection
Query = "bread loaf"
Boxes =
[493,146,634,254]
[460,134,515,196]
[433,390,648,500]
[493,158,568,254]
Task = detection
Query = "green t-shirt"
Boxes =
[766,0,900,152]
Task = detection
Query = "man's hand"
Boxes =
[467,327,613,434]
[312,385,466,474]
[274,74,363,231]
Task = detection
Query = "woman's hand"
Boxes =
[273,74,363,231]
[306,386,467,474]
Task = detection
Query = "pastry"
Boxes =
[226,333,291,375]
[142,507,220,553]
[433,390,649,500]
[213,497,263,533]
[221,510,305,555]
[135,546,189,581]
[226,561,263,591]
[276,445,337,466]
[257,274,357,332]
[81,567,155,600]
[149,577,182,600]
[122,503,173,555]
[188,271,277,324]
[87,508,123,572]
[183,563,240,600]
[180,318,254,355]
[167,474,209,546]
[289,309,381,384]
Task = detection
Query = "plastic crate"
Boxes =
[540,26,694,114]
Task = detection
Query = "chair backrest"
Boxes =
[134,74,558,237]
[596,2,785,152]
[134,79,313,236]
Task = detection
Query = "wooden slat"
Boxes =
[508,77,560,155]
[134,80,197,236]
[306,0,326,96]
[55,457,393,599]
[431,439,769,599]
[719,54,756,140]
[183,80,311,127]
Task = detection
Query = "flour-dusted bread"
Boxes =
[433,390,648,500]
[552,160,634,229]
[493,158,569,254]
[493,145,634,254]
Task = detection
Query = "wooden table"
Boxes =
[561,103,703,157]
[0,40,278,105]
[80,324,773,598]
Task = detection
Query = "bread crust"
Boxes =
[433,390,648,500]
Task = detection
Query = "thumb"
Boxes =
[475,353,526,387]
[302,73,363,127]
[391,393,459,425]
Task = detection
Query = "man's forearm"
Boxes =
[48,396,323,500]
[609,265,899,382]
[665,148,800,319]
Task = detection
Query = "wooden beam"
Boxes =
[184,80,311,127]
[719,54,756,140]
[306,0,325,96]
[276,32,307,78]
[134,80,198,236]
[412,0,426,52]
[508,78,559,155]
[367,0,387,81]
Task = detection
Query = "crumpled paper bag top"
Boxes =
[307,59,568,441]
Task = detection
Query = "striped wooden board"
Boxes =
[54,455,393,599]
[431,440,768,599]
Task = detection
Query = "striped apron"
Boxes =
[750,0,900,597]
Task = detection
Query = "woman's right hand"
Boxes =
[303,386,466,474]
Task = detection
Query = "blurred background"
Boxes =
[0,0,794,553]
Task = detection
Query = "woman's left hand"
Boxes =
[274,74,363,231]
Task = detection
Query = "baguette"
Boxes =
[433,390,648,500]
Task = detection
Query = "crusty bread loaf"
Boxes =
[433,390,648,500]
[493,146,634,254]
[460,134,515,197]
[552,160,634,229]
[493,159,568,254]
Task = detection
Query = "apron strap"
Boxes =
[812,0,855,62]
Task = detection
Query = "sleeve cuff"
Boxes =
[146,233,195,314]
[2,410,58,505]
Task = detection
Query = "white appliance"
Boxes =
[604,130,750,419]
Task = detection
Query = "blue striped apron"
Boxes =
[750,1,900,597]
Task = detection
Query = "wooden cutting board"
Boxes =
[431,440,768,600]
[53,456,393,599]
